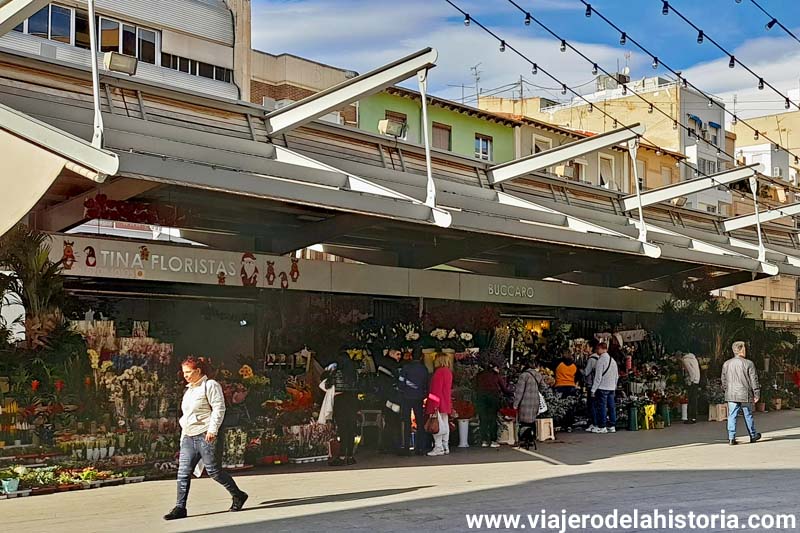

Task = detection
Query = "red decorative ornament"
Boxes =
[279,272,289,289]
[31,380,41,392]
[290,257,301,282]
[83,193,161,225]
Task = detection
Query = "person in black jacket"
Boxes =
[377,343,402,453]
[322,349,359,466]
[399,348,430,455]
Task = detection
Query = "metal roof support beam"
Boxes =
[0,0,49,36]
[265,48,438,136]
[632,220,779,276]
[621,164,758,211]
[488,123,645,184]
[722,201,800,232]
[496,191,662,259]
[274,146,452,228]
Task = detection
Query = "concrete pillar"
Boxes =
[225,0,252,102]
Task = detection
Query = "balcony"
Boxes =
[763,310,800,323]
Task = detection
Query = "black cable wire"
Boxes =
[571,0,800,215]
[661,0,799,112]
[507,0,800,218]
[579,0,799,168]
[446,0,797,221]
[744,0,800,46]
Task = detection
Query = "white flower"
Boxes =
[448,329,457,339]
[406,332,420,341]
[460,332,473,342]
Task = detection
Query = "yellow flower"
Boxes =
[100,361,114,372]
[346,349,363,361]
[87,349,100,369]
[238,365,254,379]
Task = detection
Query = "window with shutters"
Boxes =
[599,154,615,188]
[432,122,451,151]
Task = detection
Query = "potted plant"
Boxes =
[452,400,476,448]
[0,466,21,495]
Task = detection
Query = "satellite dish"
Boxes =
[622,66,631,76]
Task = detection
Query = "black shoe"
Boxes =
[684,420,697,424]
[229,491,248,512]
[346,456,357,465]
[163,507,187,520]
[729,439,738,446]
[750,433,762,444]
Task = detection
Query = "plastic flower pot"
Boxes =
[628,407,639,431]
[1,478,19,494]
[458,418,470,448]
[659,404,671,427]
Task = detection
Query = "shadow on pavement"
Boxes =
[187,467,800,533]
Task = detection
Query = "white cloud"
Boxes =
[251,0,645,103]
[680,33,800,121]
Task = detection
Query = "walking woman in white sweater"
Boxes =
[164,357,248,521]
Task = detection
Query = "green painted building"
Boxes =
[358,86,518,164]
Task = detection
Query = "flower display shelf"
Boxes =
[288,455,328,464]
[124,476,145,484]
[221,465,254,473]
[2,489,32,498]
[57,483,82,492]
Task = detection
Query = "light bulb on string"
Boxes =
[729,55,735,68]
[662,1,669,15]
[560,40,566,52]
[622,84,627,95]
[531,63,538,75]
[697,30,704,44]
[613,119,618,128]
[499,40,506,52]
[708,99,713,108]
[648,103,654,113]
[619,32,626,45]
[561,83,567,95]
[524,12,531,26]
[754,130,760,140]
[588,103,593,113]
[585,4,592,17]
[592,63,598,75]
[652,57,659,69]
[786,98,791,110]
[464,14,470,26]
[673,120,678,130]
[766,19,777,30]
[732,115,738,125]
[758,78,764,90]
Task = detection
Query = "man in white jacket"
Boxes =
[591,343,619,434]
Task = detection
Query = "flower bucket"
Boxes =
[457,418,470,448]
[1,478,19,494]
[628,407,639,431]
[772,399,783,411]
[659,404,671,427]
[680,403,688,421]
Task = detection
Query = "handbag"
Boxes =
[424,412,440,434]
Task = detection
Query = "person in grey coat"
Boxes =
[513,362,546,449]
[721,341,761,446]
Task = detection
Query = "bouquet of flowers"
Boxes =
[452,400,476,420]
[222,428,249,467]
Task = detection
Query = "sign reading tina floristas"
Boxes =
[48,234,325,290]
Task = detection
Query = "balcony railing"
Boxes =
[763,310,800,323]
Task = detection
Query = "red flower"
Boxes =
[31,380,40,392]
[55,379,65,393]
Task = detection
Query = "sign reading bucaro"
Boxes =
[488,283,535,299]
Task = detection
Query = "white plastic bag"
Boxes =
[318,379,335,424]
[538,392,548,414]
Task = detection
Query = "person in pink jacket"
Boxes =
[425,353,454,456]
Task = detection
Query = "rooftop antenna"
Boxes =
[470,62,482,106]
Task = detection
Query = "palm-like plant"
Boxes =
[0,225,65,348]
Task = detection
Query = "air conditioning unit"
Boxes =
[773,166,784,178]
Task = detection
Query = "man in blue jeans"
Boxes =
[721,341,761,446]
[590,343,619,434]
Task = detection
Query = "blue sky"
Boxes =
[251,0,800,118]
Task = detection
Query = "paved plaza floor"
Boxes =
[4,410,800,533]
